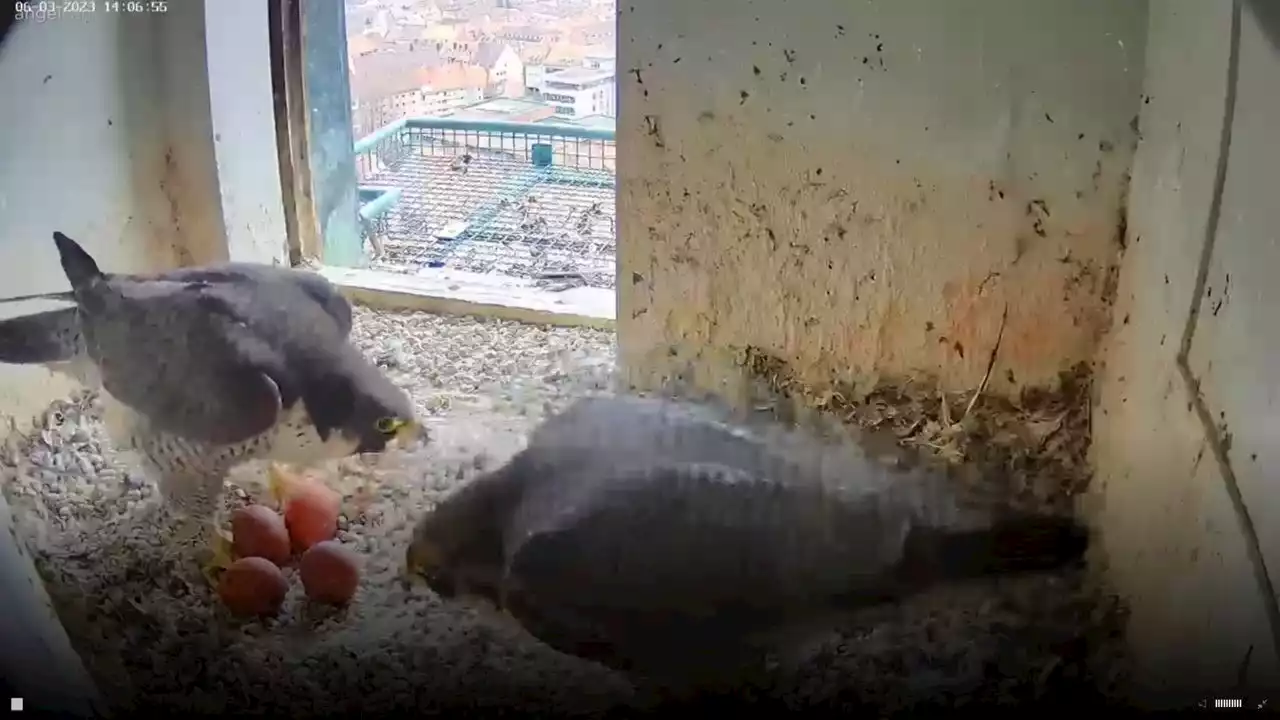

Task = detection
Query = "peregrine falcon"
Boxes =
[0,232,422,583]
[406,394,1089,690]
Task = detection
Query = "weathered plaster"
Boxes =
[0,4,288,712]
[618,0,1147,398]
[1091,0,1280,704]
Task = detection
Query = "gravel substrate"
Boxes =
[0,308,1129,715]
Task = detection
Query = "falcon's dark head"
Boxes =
[305,352,426,456]
[405,468,515,603]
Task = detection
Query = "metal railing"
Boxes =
[352,117,618,288]
[356,185,402,255]
[354,117,616,181]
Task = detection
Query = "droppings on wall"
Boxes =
[618,0,1149,401]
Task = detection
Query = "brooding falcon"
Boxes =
[0,232,423,583]
[406,394,1089,691]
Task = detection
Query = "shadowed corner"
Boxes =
[1245,0,1280,55]
[1102,566,1280,712]
[0,8,17,57]
[980,513,1092,573]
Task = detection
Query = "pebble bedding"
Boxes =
[0,308,1128,715]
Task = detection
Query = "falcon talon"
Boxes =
[197,526,236,587]
[267,463,293,508]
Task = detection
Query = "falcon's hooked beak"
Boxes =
[389,418,424,444]
[361,417,428,454]
[404,538,458,598]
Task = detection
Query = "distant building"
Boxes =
[495,26,562,44]
[421,22,464,44]
[536,66,615,118]
[522,63,559,99]
[568,19,614,46]
[350,45,446,85]
[580,43,616,73]
[346,34,383,59]
[349,48,487,135]
[471,41,524,98]
[417,64,489,114]
[349,5,391,37]
[538,41,589,66]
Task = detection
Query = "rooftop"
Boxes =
[442,97,556,122]
[580,43,616,59]
[471,40,511,69]
[537,42,592,65]
[544,66,615,85]
[534,114,615,131]
[419,63,488,92]
[349,47,446,101]
[347,34,383,56]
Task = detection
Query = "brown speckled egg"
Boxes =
[230,505,291,566]
[218,557,289,617]
[299,540,360,605]
[283,481,342,553]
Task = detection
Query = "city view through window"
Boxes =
[347,0,619,293]
[346,0,616,138]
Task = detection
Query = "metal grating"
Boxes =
[357,124,617,289]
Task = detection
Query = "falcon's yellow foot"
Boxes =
[200,529,235,588]
[267,463,296,509]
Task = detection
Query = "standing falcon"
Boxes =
[0,232,422,583]
[406,394,1089,691]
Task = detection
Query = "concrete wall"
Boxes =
[160,1,291,268]
[205,1,290,266]
[0,2,286,429]
[0,12,172,428]
[1092,0,1280,705]
[618,0,1280,705]
[618,0,1147,397]
[0,4,286,712]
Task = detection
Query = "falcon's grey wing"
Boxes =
[501,460,876,676]
[515,395,781,487]
[83,279,287,446]
[505,461,880,624]
[411,393,1090,679]
[155,264,354,338]
[278,267,353,338]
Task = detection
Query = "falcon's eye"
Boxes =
[376,417,405,435]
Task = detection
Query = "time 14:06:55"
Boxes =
[14,0,168,17]
[103,1,168,11]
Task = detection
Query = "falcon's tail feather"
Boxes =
[902,514,1090,584]
[0,308,84,364]
[52,232,105,290]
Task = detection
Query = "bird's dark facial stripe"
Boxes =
[355,434,389,454]
[425,572,458,598]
